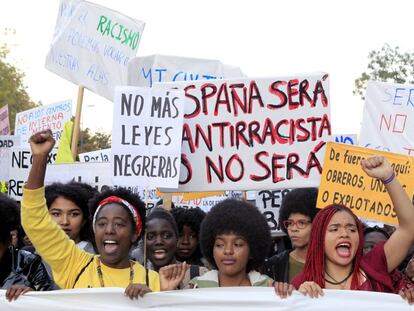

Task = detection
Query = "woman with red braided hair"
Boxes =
[20,130,164,299]
[275,155,414,304]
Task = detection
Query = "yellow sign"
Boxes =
[317,142,414,225]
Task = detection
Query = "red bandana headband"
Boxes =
[93,196,142,236]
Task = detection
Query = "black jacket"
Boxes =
[0,247,53,290]
[263,250,291,282]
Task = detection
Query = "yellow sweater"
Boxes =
[21,187,160,291]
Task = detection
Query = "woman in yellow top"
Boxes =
[21,130,160,299]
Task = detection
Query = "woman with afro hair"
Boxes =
[160,198,273,288]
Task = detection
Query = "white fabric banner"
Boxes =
[160,73,331,192]
[0,287,412,310]
[359,81,414,155]
[14,100,72,147]
[0,135,20,181]
[112,86,184,188]
[45,0,145,101]
[127,54,244,87]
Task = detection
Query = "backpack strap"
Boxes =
[190,265,200,279]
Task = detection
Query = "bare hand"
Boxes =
[29,130,55,157]
[124,283,151,300]
[399,287,414,305]
[5,285,32,301]
[159,262,188,291]
[272,281,294,299]
[298,281,324,298]
[361,155,394,181]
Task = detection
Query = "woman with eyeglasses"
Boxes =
[264,188,319,283]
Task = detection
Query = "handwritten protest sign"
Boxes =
[128,54,244,87]
[255,189,291,236]
[160,73,331,191]
[317,142,414,225]
[45,0,145,100]
[112,87,185,188]
[0,136,20,181]
[0,105,10,135]
[359,81,414,155]
[14,100,72,147]
[79,148,110,162]
[332,134,357,145]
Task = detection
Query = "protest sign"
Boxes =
[128,54,244,87]
[0,288,411,311]
[255,189,291,236]
[112,86,185,188]
[0,135,20,181]
[14,100,72,147]
[359,81,414,155]
[160,73,331,192]
[7,148,58,200]
[332,134,357,145]
[79,148,111,162]
[173,191,242,213]
[317,142,414,225]
[0,105,10,135]
[45,0,145,101]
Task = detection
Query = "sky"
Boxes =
[1,0,413,135]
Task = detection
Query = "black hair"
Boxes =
[146,207,178,238]
[88,187,146,239]
[155,199,175,209]
[171,207,206,260]
[45,182,98,242]
[363,225,390,239]
[0,194,20,244]
[278,188,319,234]
[200,199,271,272]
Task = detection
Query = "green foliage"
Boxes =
[354,44,414,100]
[79,128,111,153]
[0,29,39,133]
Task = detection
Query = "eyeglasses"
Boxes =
[283,219,311,229]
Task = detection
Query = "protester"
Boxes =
[21,130,160,299]
[363,225,390,255]
[275,155,414,302]
[171,207,208,267]
[0,193,53,301]
[264,188,319,282]
[45,181,97,253]
[146,207,207,288]
[161,199,273,288]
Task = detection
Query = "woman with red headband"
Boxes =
[274,155,414,304]
[20,130,160,299]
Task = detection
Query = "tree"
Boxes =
[354,44,414,100]
[0,29,39,133]
[78,128,111,153]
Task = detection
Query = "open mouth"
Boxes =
[335,242,351,258]
[103,240,119,254]
[153,249,167,260]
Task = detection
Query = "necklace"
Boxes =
[96,257,134,287]
[324,269,353,286]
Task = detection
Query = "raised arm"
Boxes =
[361,155,414,272]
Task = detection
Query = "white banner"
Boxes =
[359,81,414,155]
[112,87,184,188]
[0,136,20,181]
[161,73,331,192]
[79,148,111,162]
[45,0,145,101]
[128,54,244,87]
[331,134,357,145]
[14,100,72,147]
[0,288,412,311]
[0,104,10,135]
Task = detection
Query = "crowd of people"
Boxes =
[1,129,414,306]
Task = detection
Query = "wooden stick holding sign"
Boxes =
[317,142,414,225]
[71,86,84,160]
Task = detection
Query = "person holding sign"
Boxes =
[20,130,160,299]
[275,155,414,303]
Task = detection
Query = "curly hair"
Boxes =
[363,225,390,239]
[278,188,319,234]
[200,199,271,272]
[298,205,363,289]
[147,207,178,237]
[0,194,20,244]
[171,207,206,260]
[45,182,98,242]
[88,187,146,239]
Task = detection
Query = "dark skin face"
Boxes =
[0,240,9,263]
[146,218,177,271]
[94,203,138,268]
[176,225,198,261]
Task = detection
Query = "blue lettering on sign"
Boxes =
[48,48,79,72]
[364,143,391,152]
[383,87,414,108]
[86,64,109,85]
[103,44,129,66]
[334,135,354,145]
